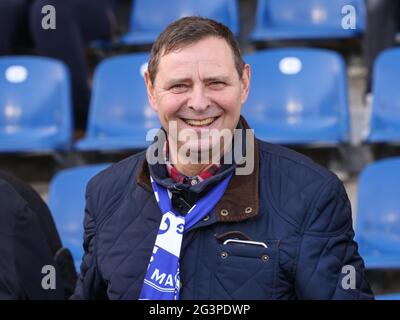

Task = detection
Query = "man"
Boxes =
[72,17,374,300]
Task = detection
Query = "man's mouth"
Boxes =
[180,116,219,127]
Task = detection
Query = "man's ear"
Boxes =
[144,71,158,112]
[240,64,251,105]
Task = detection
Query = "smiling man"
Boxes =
[71,17,374,300]
[144,23,250,177]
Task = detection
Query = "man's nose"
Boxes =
[187,85,210,112]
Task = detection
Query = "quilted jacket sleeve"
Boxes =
[70,179,107,300]
[294,176,374,300]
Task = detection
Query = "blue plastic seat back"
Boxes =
[355,158,400,267]
[242,48,349,144]
[48,164,111,272]
[0,56,72,151]
[376,293,400,300]
[85,53,159,140]
[252,0,365,40]
[127,0,238,38]
[368,48,400,142]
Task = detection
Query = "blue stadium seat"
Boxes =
[242,48,350,145]
[0,56,72,152]
[367,48,400,143]
[48,164,111,272]
[75,53,160,151]
[355,157,400,269]
[120,0,239,45]
[251,0,365,41]
[376,293,400,300]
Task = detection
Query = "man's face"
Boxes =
[145,36,250,160]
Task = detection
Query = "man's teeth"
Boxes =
[183,117,216,126]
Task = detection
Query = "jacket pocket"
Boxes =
[212,240,279,300]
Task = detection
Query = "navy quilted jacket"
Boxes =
[71,135,374,300]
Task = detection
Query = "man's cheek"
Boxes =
[214,92,241,109]
[164,101,184,118]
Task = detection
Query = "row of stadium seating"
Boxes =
[46,156,400,298]
[118,0,365,46]
[1,46,400,153]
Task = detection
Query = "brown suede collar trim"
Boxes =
[137,118,259,223]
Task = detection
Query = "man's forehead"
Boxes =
[157,60,235,85]
[160,36,232,59]
[163,58,226,71]
[157,37,236,74]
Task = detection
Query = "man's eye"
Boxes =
[209,81,225,89]
[169,84,188,93]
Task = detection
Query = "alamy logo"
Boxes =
[341,265,356,290]
[42,5,56,30]
[41,265,56,290]
[341,5,357,30]
[145,121,255,176]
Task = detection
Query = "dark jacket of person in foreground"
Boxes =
[72,118,374,300]
[0,170,77,299]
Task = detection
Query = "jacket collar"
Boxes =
[137,116,259,222]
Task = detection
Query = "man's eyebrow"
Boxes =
[164,78,192,87]
[203,76,231,83]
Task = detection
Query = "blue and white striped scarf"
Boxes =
[139,174,232,300]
